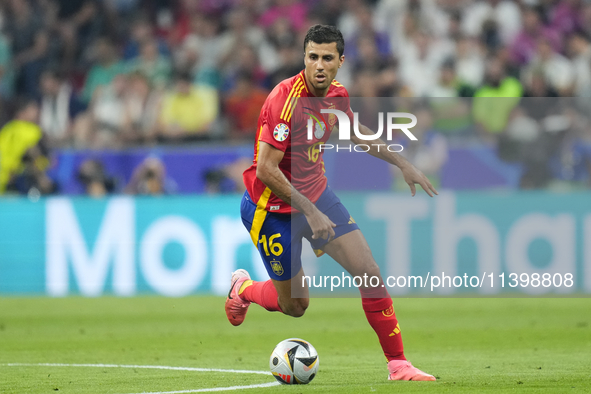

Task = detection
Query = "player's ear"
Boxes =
[339,55,345,68]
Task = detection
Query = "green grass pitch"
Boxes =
[0,296,590,393]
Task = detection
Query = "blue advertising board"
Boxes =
[0,192,589,296]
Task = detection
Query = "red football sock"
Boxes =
[360,287,406,361]
[239,280,283,312]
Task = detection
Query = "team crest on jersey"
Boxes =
[270,260,284,276]
[273,123,289,142]
[328,104,337,126]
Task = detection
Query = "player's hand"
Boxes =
[306,209,337,242]
[400,164,439,197]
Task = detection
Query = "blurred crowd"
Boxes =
[0,0,591,196]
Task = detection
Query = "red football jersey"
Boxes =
[243,70,353,214]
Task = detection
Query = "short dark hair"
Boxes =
[303,24,345,57]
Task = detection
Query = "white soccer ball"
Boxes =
[269,338,319,384]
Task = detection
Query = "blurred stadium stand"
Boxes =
[0,0,591,197]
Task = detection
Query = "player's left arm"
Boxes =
[350,123,438,197]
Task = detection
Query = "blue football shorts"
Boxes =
[240,186,359,281]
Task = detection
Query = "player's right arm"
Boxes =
[256,141,336,242]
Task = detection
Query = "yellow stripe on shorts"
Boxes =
[249,187,272,245]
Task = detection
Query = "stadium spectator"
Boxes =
[446,10,463,41]
[461,0,521,46]
[309,0,342,27]
[203,157,250,194]
[473,57,522,139]
[5,0,50,98]
[509,6,561,67]
[120,72,162,144]
[567,31,591,98]
[5,134,57,197]
[3,0,43,63]
[551,126,591,187]
[348,34,399,97]
[123,16,170,61]
[375,0,449,54]
[523,37,575,97]
[39,69,86,148]
[54,0,100,40]
[54,0,104,72]
[174,13,225,88]
[221,45,267,92]
[184,13,223,72]
[82,38,126,103]
[223,157,250,194]
[77,158,116,197]
[549,0,586,36]
[258,0,308,32]
[125,157,176,195]
[264,14,297,51]
[431,59,461,97]
[399,30,453,97]
[343,5,391,63]
[0,99,46,194]
[454,35,485,89]
[0,31,14,103]
[474,57,522,98]
[352,34,395,75]
[174,30,217,87]
[581,2,591,39]
[156,72,219,142]
[224,71,269,141]
[523,71,559,98]
[77,74,129,148]
[218,8,276,74]
[268,43,304,89]
[126,39,172,89]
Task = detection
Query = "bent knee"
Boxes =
[282,298,309,318]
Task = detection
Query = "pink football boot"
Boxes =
[224,269,251,326]
[387,360,436,381]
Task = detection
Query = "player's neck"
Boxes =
[305,79,330,98]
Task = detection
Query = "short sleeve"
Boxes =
[258,94,292,152]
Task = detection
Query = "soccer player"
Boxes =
[226,25,438,381]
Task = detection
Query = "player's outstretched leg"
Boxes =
[323,230,435,381]
[225,269,253,326]
[360,290,435,381]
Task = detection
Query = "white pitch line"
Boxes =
[1,363,272,375]
[0,363,281,393]
[134,382,280,394]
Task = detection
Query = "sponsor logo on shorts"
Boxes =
[273,123,289,142]
[270,260,284,276]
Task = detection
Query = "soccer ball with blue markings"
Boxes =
[269,338,319,384]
